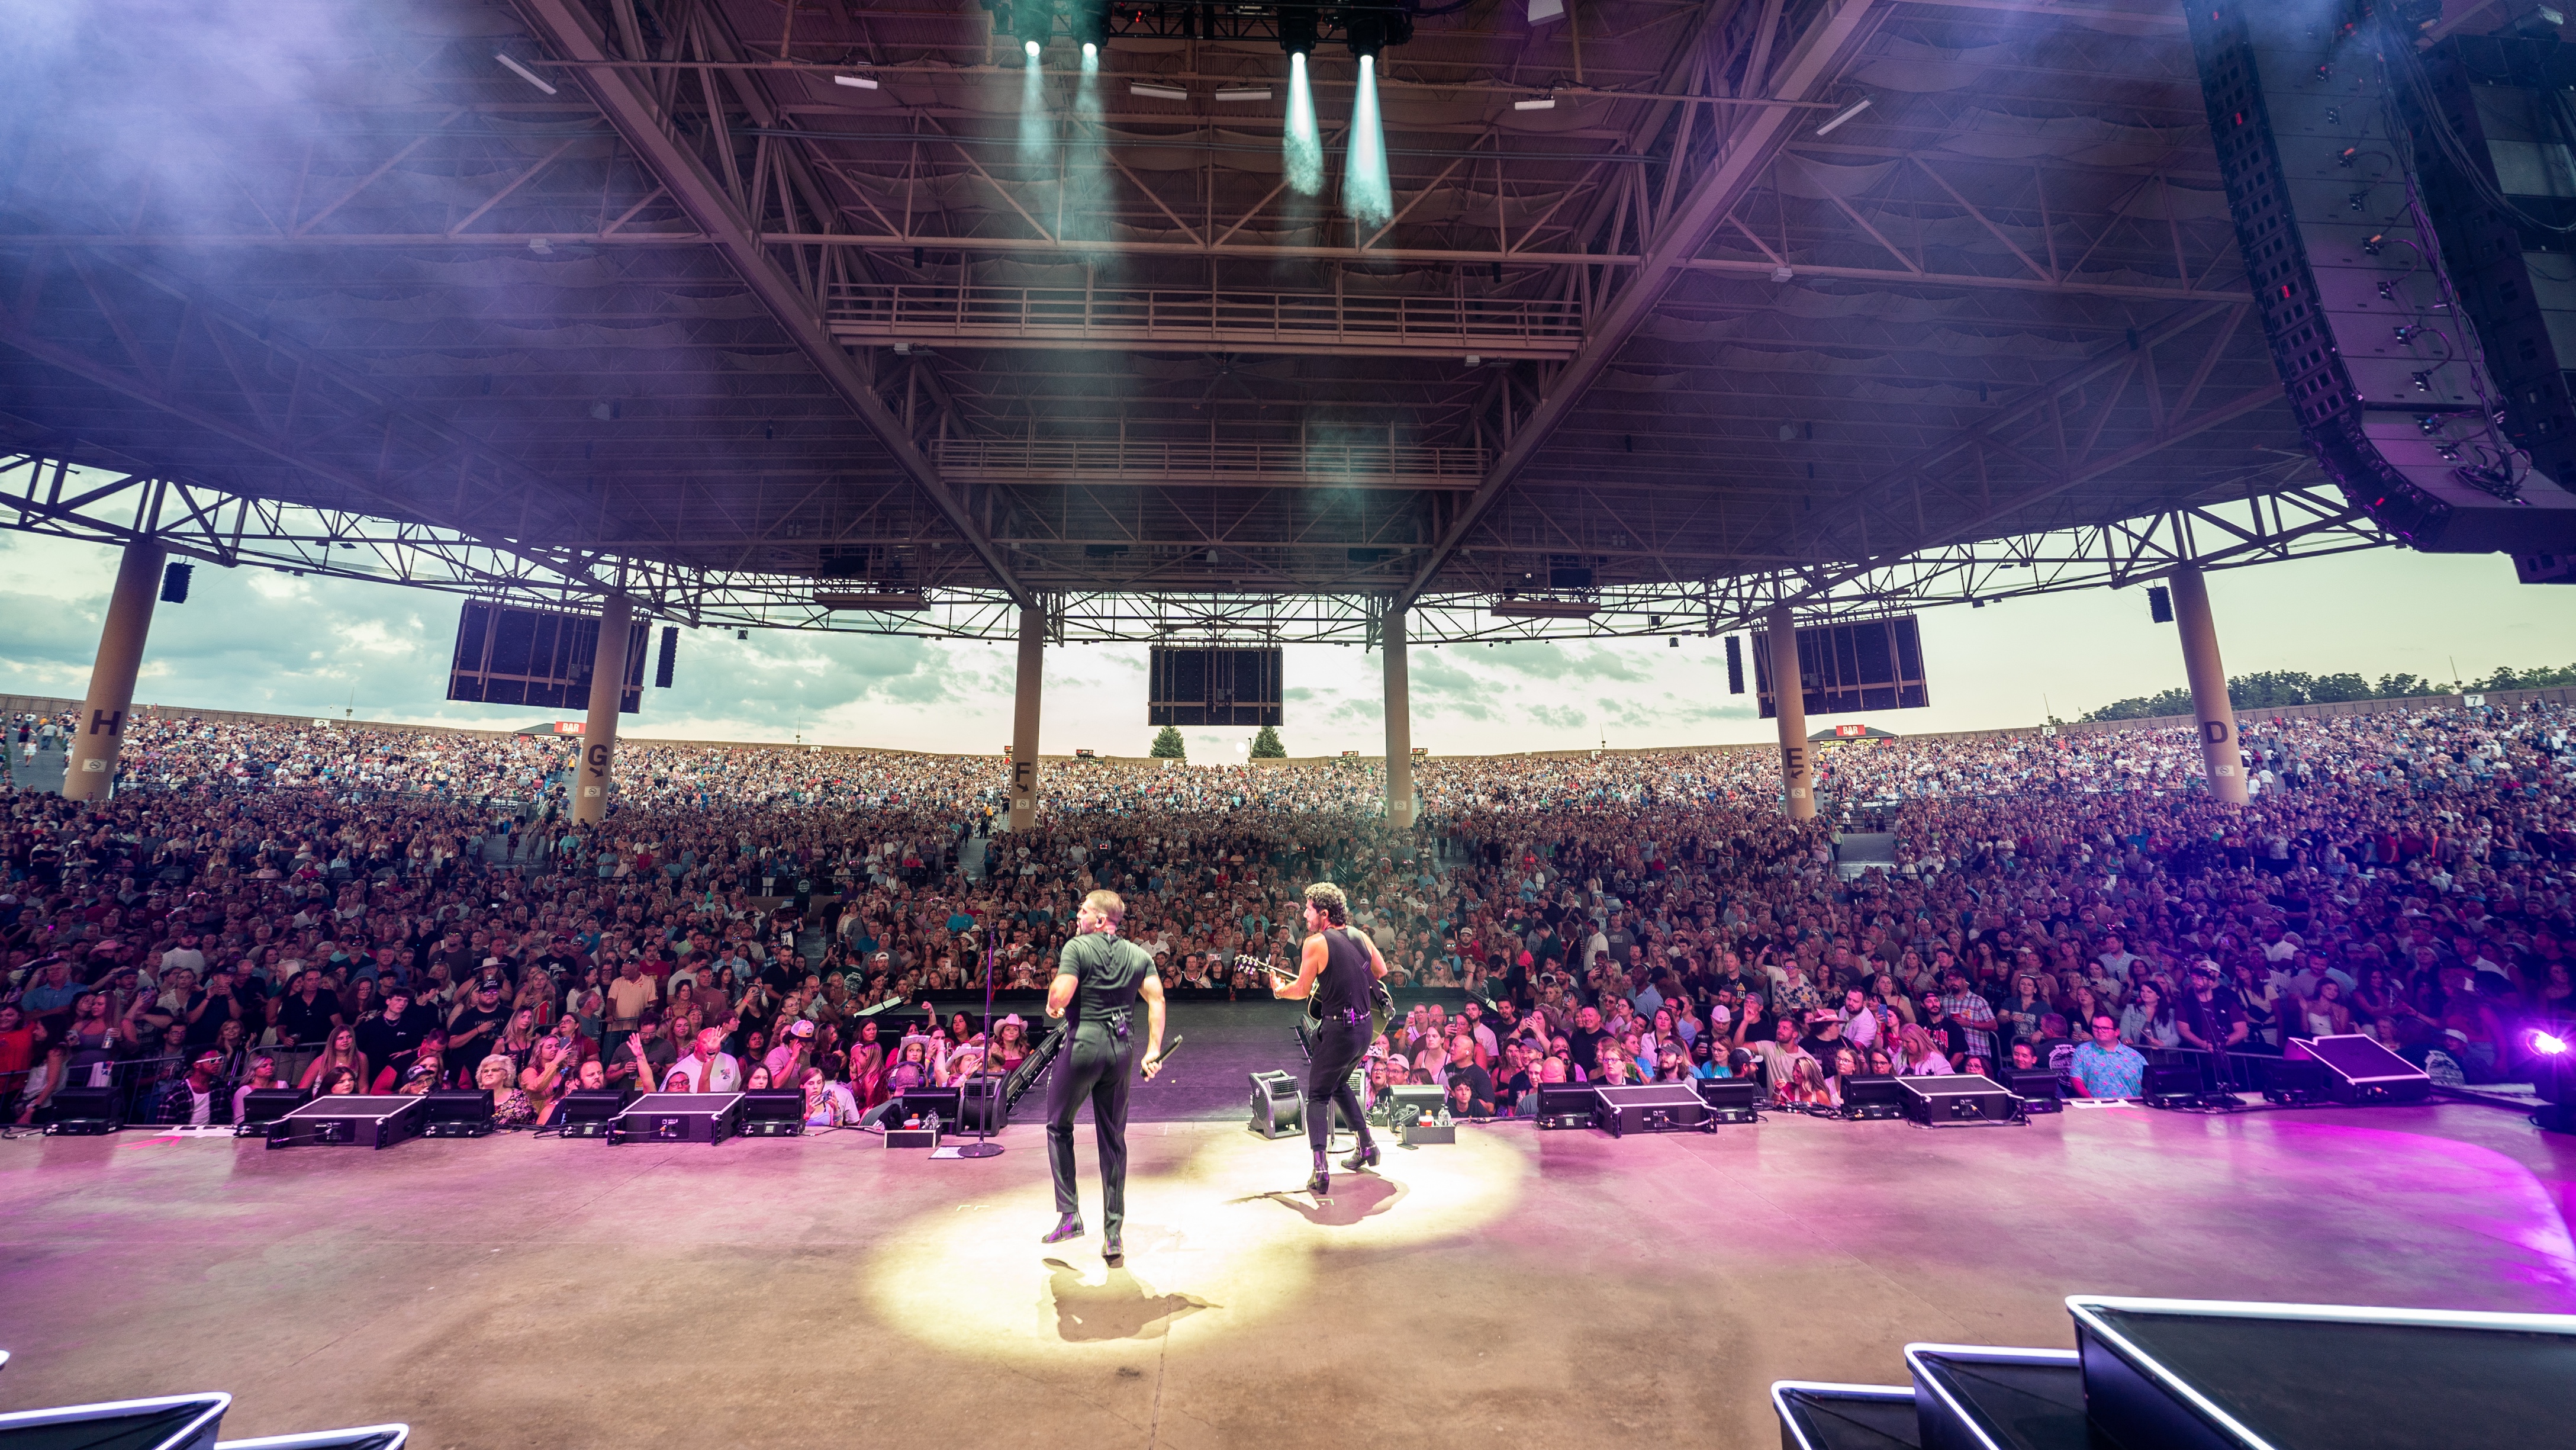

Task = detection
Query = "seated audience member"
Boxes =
[2068,1014,2149,1099]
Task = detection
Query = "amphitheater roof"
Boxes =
[0,0,2365,640]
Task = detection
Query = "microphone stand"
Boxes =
[954,923,1003,1158]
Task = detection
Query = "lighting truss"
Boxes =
[3,452,2391,643]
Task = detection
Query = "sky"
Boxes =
[0,526,2564,759]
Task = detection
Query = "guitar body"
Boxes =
[1236,940,1393,1042]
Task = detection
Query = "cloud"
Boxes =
[7,488,2567,754]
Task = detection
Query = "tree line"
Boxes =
[2078,662,2576,722]
[1147,724,1290,759]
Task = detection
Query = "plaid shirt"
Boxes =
[1937,989,1997,1063]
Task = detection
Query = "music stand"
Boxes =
[952,919,1003,1159]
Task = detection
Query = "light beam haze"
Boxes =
[1284,52,1322,197]
[1342,56,1392,234]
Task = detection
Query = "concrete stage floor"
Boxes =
[4,1101,2574,1449]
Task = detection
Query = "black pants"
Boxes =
[1046,1021,1134,1238]
[1305,1017,1374,1152]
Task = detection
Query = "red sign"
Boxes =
[552,721,585,735]
[1834,723,1869,738]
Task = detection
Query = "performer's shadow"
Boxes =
[1041,1258,1216,1343]
[1243,1172,1405,1227]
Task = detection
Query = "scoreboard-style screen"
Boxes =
[1751,615,1930,719]
[449,600,647,713]
[1148,646,1283,726]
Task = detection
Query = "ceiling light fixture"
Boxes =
[1528,0,1567,22]
[1215,88,1271,102]
[495,53,556,96]
[1513,95,1556,111]
[1815,96,1873,135]
[833,74,879,90]
[1131,83,1189,100]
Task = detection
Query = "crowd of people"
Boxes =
[2,692,2570,1133]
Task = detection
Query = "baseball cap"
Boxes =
[193,1050,223,1068]
[787,1019,816,1039]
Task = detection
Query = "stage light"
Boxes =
[495,53,557,96]
[1513,96,1556,111]
[1084,41,1098,59]
[1070,0,1109,53]
[1279,5,1320,56]
[1284,52,1322,197]
[1216,88,1271,102]
[1815,96,1873,136]
[1344,55,1393,232]
[834,74,879,91]
[1025,38,1043,57]
[1133,83,1188,100]
[2536,1032,2569,1056]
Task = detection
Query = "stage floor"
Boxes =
[4,1101,2573,1448]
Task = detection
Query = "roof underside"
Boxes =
[0,0,2315,620]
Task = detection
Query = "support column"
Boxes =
[571,593,631,826]
[1009,605,1043,831]
[1382,606,1414,828]
[63,538,167,802]
[1767,605,1815,821]
[2168,566,2247,805]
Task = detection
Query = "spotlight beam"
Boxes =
[1284,52,1322,197]
[1343,55,1392,234]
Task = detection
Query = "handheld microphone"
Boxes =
[1143,1036,1184,1077]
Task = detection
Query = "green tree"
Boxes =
[1150,725,1187,759]
[1249,724,1286,758]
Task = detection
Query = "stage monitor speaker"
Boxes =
[1839,1073,1905,1120]
[41,1085,121,1135]
[1896,1074,2022,1127]
[1592,1082,1708,1136]
[1248,1070,1303,1139]
[2143,1063,2207,1109]
[738,1089,805,1137]
[894,1088,964,1131]
[2185,0,2576,554]
[234,1087,305,1136]
[1534,1082,1596,1130]
[420,1089,492,1138]
[2007,1069,2064,1113]
[605,1091,743,1145]
[1387,1082,1447,1123]
[2286,1033,2433,1105]
[551,1088,629,1138]
[2259,1055,2330,1105]
[1693,1077,1760,1123]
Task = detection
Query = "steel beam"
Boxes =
[510,0,1031,609]
[1395,0,1885,610]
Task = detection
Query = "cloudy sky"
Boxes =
[1,524,2563,759]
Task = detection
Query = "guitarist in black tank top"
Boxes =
[1271,882,1387,1195]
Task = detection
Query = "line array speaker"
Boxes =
[2185,0,2576,552]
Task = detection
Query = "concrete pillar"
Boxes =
[1767,604,1815,821]
[571,593,631,826]
[2168,566,2247,805]
[1382,606,1414,828]
[1009,604,1043,831]
[63,537,167,802]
